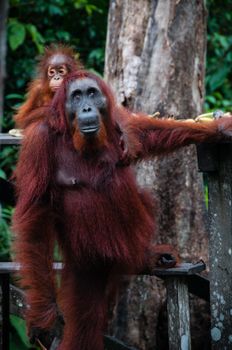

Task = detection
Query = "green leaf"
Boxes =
[2,206,14,220]
[205,95,216,104]
[5,94,24,100]
[209,66,230,91]
[0,169,7,180]
[213,92,223,99]
[26,24,45,54]
[222,100,232,108]
[8,20,26,51]
[48,4,63,16]
[56,31,70,41]
[10,315,31,348]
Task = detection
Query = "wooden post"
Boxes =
[153,262,206,350]
[166,278,191,350]
[207,144,232,349]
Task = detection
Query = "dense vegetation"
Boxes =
[205,0,232,111]
[0,0,231,348]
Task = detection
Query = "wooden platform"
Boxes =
[0,133,21,144]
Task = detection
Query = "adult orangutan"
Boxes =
[12,70,232,350]
[13,44,82,129]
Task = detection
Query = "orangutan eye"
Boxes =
[48,68,56,77]
[72,90,82,101]
[88,88,97,98]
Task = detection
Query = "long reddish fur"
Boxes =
[13,70,232,350]
[14,44,82,129]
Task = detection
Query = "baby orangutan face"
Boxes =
[47,54,69,92]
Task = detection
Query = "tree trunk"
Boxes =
[105,1,208,349]
[0,0,9,131]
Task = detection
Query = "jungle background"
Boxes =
[0,0,232,349]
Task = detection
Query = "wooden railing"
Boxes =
[0,261,207,350]
[197,143,232,349]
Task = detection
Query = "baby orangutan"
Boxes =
[13,44,82,129]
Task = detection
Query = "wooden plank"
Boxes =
[208,144,232,349]
[152,261,205,276]
[0,133,21,144]
[0,261,205,275]
[166,277,191,350]
[150,262,209,301]
[0,262,62,273]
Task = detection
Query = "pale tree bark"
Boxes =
[0,0,9,131]
[105,1,208,349]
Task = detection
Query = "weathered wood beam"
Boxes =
[166,277,191,350]
[207,144,232,349]
[0,133,21,145]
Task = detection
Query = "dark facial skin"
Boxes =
[66,78,107,136]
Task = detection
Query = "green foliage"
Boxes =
[73,0,103,15]
[10,315,38,349]
[8,19,26,50]
[205,0,232,111]
[26,24,45,53]
[8,18,45,53]
[0,146,18,176]
[0,206,13,261]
